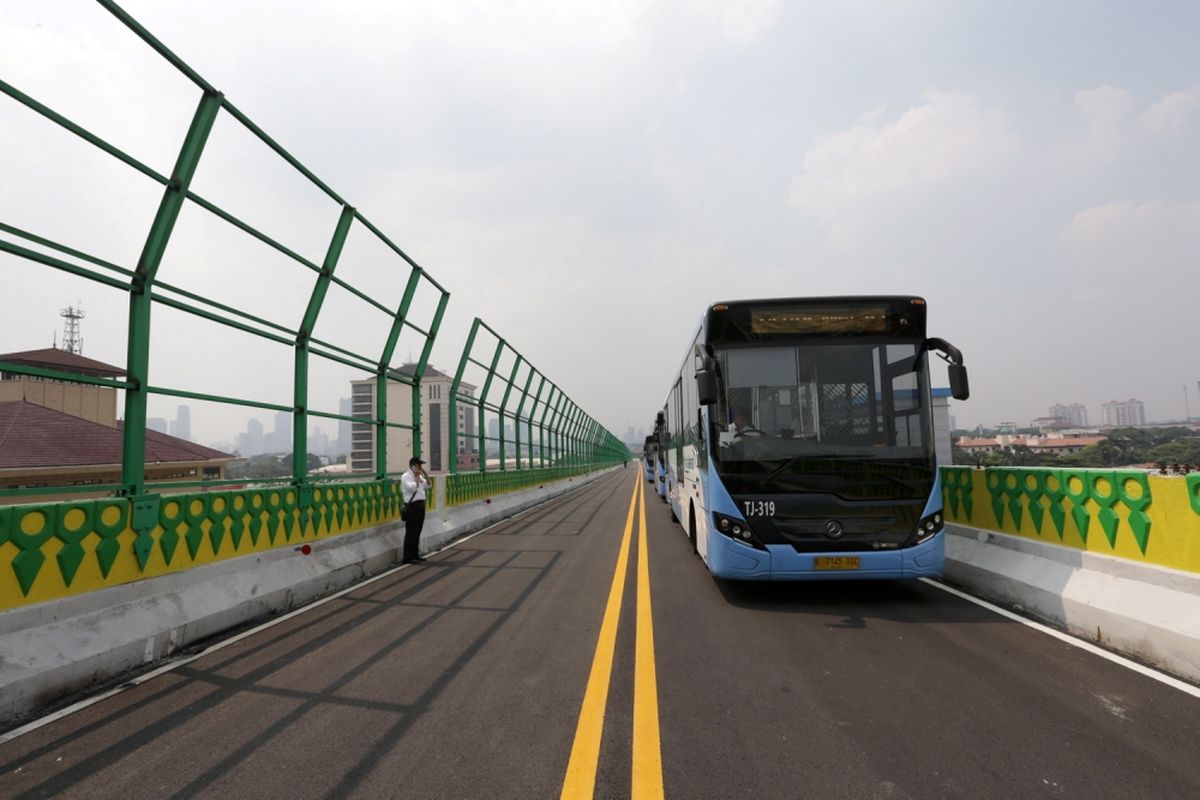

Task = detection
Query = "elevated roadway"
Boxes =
[2,467,1197,799]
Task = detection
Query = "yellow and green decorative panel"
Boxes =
[940,467,1200,574]
[0,481,403,611]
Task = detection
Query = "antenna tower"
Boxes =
[60,303,85,354]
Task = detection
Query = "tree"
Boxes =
[284,452,324,472]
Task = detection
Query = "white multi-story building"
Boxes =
[1050,403,1088,427]
[1100,398,1145,427]
[349,364,476,475]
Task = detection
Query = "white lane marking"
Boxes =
[1096,694,1129,720]
[0,477,610,745]
[919,578,1200,699]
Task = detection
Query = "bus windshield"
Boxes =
[713,341,931,463]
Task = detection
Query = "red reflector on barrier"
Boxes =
[300,544,312,555]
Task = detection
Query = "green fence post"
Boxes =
[376,266,422,479]
[448,318,482,474]
[498,353,523,472]
[585,417,598,467]
[411,289,449,464]
[538,384,557,468]
[295,204,354,483]
[122,89,222,496]
[549,391,568,466]
[526,374,546,468]
[478,336,505,472]
[573,407,588,470]
[512,366,535,470]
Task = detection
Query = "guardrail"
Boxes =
[444,317,629,504]
[1,2,452,498]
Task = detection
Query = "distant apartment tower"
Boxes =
[1101,398,1145,427]
[258,410,290,454]
[336,396,351,458]
[1049,403,1088,427]
[169,404,191,441]
[236,418,265,456]
[348,364,476,475]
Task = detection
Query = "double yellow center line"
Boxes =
[561,470,663,800]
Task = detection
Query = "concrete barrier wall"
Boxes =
[0,467,620,726]
[941,468,1200,683]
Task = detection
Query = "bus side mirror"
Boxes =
[656,411,665,426]
[696,367,718,406]
[949,364,970,401]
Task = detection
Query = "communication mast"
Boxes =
[60,303,85,354]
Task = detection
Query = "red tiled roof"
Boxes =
[0,401,230,469]
[0,348,127,377]
[1028,436,1107,450]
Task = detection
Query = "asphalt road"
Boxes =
[1,466,1198,799]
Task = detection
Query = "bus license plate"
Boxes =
[814,556,860,571]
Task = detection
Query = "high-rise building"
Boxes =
[240,418,264,456]
[336,396,351,458]
[1101,399,1145,427]
[1049,403,1088,427]
[348,364,477,475]
[169,404,191,441]
[147,417,169,434]
[260,410,290,454]
[309,425,330,456]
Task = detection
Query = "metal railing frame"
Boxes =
[0,0,449,504]
[447,318,627,475]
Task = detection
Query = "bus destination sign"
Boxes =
[750,307,892,335]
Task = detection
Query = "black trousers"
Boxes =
[403,500,426,561]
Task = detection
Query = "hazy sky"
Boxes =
[2,0,1198,447]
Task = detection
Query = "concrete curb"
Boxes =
[944,522,1200,684]
[0,467,621,726]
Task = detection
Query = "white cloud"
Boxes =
[789,90,1013,229]
[1074,85,1133,127]
[716,0,784,44]
[1141,87,1200,137]
[1069,85,1133,166]
[1057,199,1200,265]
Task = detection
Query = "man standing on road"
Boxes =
[401,456,431,564]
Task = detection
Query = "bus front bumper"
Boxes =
[707,530,944,581]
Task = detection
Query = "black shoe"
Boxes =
[404,556,426,564]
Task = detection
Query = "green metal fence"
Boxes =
[445,318,629,505]
[0,0,627,513]
[0,1,631,607]
[1,1,448,505]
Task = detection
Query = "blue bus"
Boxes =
[643,435,658,482]
[659,297,969,580]
[649,416,669,501]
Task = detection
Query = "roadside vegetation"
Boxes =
[952,427,1200,471]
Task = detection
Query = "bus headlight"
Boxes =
[906,511,944,546]
[712,512,765,550]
